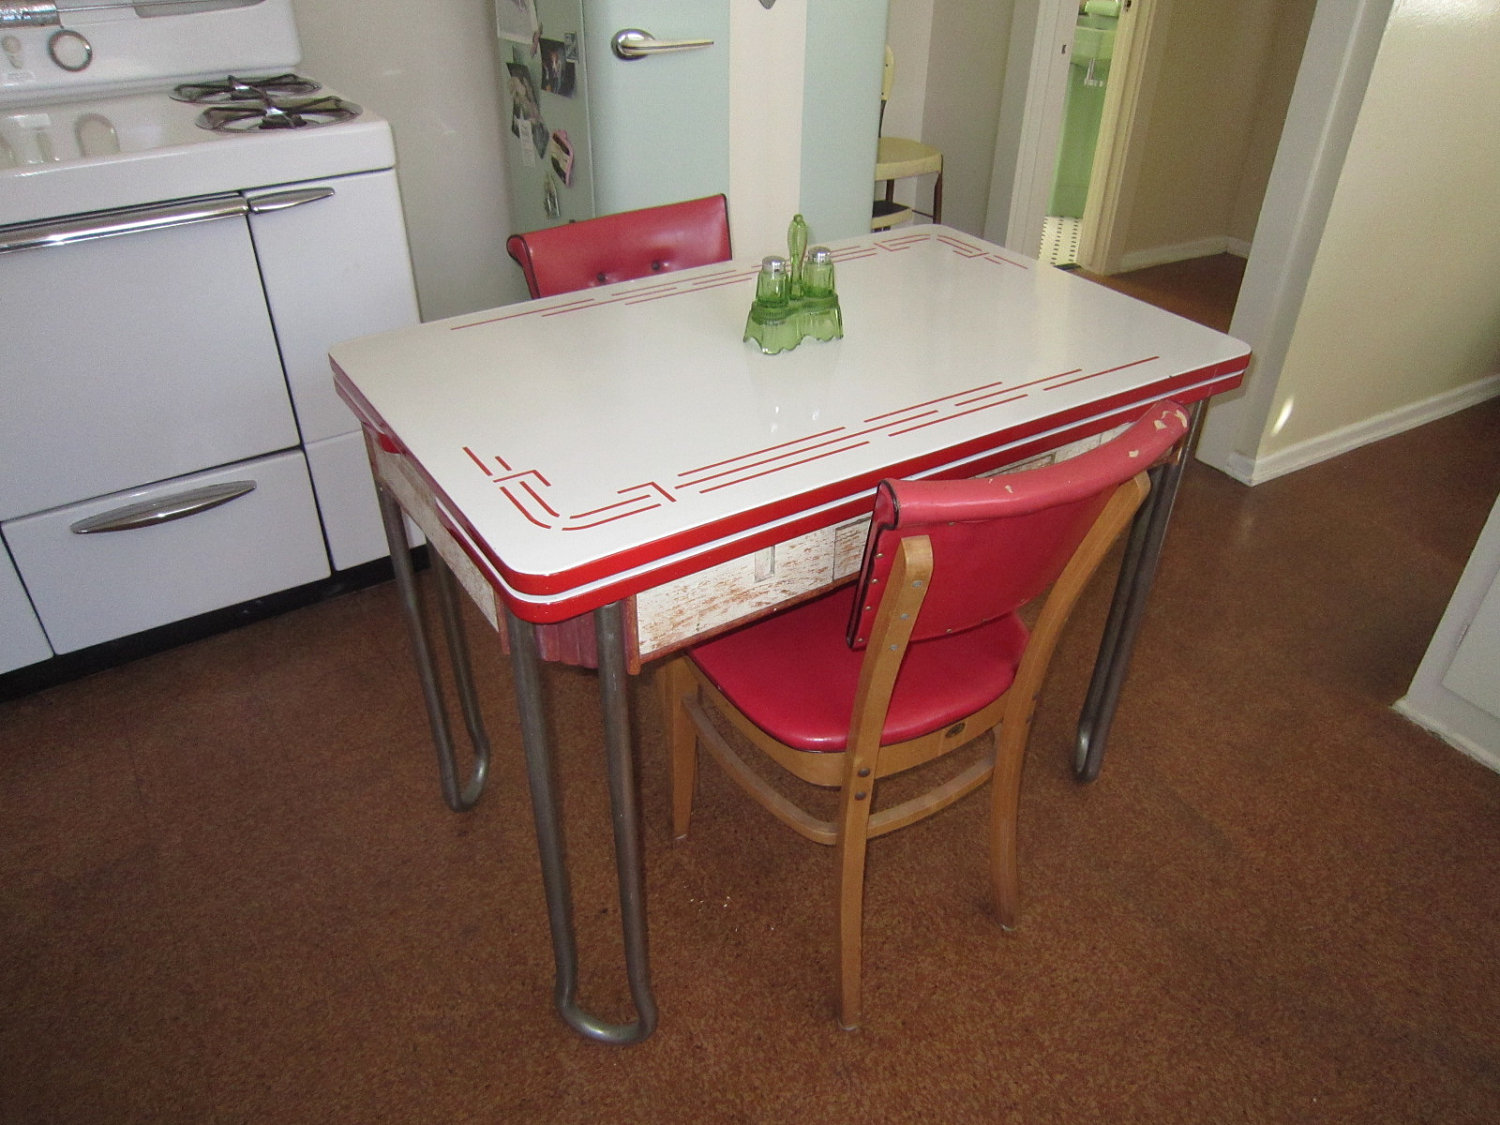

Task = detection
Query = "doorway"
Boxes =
[1012,0,1316,283]
[1039,0,1125,267]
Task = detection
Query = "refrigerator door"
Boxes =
[500,0,600,233]
[499,0,729,235]
[582,2,730,217]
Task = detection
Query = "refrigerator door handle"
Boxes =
[611,28,715,61]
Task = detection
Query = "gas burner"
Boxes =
[171,73,322,105]
[196,95,363,133]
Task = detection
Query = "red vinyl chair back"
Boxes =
[847,402,1192,650]
[505,194,732,299]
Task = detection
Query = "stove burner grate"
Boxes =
[196,95,363,133]
[171,73,323,104]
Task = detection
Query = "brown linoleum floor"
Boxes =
[4,261,1499,1122]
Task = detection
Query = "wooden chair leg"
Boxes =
[989,697,1037,930]
[835,820,870,1030]
[665,658,699,841]
[931,169,944,225]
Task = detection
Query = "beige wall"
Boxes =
[884,0,934,143]
[916,0,1015,237]
[291,0,525,320]
[1253,0,1500,464]
[1117,0,1314,265]
[1230,2,1317,240]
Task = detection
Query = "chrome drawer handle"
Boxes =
[70,481,257,534]
[611,29,715,61]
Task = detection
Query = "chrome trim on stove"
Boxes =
[69,480,257,534]
[0,193,246,253]
[0,2,59,28]
[245,185,333,213]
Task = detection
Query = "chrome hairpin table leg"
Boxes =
[377,485,491,811]
[505,602,658,1044]
[1074,400,1205,782]
[379,484,655,1042]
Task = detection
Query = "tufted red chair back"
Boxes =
[505,195,732,299]
[847,401,1191,648]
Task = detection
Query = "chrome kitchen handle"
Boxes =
[246,187,336,213]
[0,194,247,255]
[0,3,59,28]
[70,481,257,534]
[611,28,715,61]
[4,0,257,17]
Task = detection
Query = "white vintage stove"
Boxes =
[0,0,419,676]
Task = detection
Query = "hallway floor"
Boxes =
[1076,252,1247,333]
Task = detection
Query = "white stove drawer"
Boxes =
[3,450,330,655]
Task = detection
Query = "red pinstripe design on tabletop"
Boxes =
[456,351,1180,535]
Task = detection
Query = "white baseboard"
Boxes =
[1221,373,1500,486]
[1393,697,1500,775]
[1116,236,1251,273]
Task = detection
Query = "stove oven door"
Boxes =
[0,194,302,521]
[0,194,329,656]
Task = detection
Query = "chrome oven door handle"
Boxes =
[0,194,248,255]
[70,481,257,534]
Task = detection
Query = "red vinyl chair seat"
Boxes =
[505,194,732,299]
[691,585,1029,752]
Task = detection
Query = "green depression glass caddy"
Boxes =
[743,214,844,355]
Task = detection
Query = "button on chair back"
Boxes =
[872,47,943,230]
[666,402,1190,1028]
[505,194,732,299]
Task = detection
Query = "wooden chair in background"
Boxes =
[505,194,732,299]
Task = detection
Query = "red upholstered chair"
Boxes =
[665,402,1190,1028]
[505,194,732,299]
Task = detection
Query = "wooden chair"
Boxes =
[666,403,1190,1028]
[872,47,943,230]
[505,194,732,299]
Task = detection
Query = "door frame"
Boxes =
[993,0,1073,254]
[1075,0,1164,272]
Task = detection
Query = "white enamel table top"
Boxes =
[332,226,1249,622]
